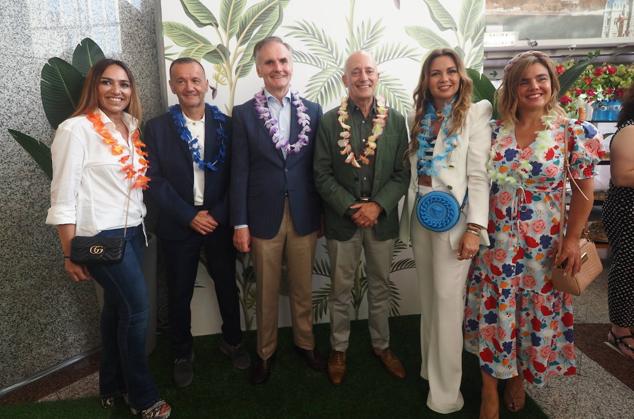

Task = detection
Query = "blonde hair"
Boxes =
[497,50,564,125]
[72,58,142,122]
[409,48,472,155]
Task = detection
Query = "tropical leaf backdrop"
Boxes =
[406,0,485,72]
[286,0,418,116]
[163,0,290,114]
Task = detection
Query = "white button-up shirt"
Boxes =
[183,112,206,206]
[46,110,146,236]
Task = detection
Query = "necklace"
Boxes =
[169,103,227,171]
[337,96,388,167]
[253,89,312,154]
[416,100,458,176]
[87,111,150,189]
[488,113,561,187]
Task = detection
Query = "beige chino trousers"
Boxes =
[251,199,317,360]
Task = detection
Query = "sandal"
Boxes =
[131,400,171,419]
[503,376,526,412]
[606,330,634,360]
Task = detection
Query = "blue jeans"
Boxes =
[88,226,159,410]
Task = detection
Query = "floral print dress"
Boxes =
[464,116,602,386]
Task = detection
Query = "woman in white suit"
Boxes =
[399,48,492,414]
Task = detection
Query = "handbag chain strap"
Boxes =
[558,122,591,254]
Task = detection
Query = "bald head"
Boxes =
[343,51,379,106]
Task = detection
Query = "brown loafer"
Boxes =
[327,350,346,385]
[373,347,406,379]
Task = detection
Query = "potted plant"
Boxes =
[8,38,158,354]
[558,61,634,121]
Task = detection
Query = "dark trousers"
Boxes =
[162,224,242,359]
[88,226,159,411]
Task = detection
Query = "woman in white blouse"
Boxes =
[399,48,492,414]
[46,59,170,419]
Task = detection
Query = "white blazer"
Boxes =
[399,100,492,249]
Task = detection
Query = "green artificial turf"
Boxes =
[0,315,547,418]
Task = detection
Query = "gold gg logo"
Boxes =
[89,245,104,255]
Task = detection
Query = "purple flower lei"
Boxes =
[253,89,311,154]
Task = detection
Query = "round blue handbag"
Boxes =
[415,191,464,232]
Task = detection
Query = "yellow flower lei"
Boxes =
[337,96,388,167]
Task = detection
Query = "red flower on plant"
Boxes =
[559,95,573,105]
[593,67,604,77]
[574,87,583,96]
[583,76,593,86]
[606,65,617,75]
[586,88,596,97]
[556,64,565,75]
[605,87,615,95]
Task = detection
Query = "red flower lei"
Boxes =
[86,111,150,189]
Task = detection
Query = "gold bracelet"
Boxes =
[465,229,480,236]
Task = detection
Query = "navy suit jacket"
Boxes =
[230,97,322,239]
[144,106,232,240]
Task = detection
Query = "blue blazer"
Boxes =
[230,97,322,239]
[144,106,232,240]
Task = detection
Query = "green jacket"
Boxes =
[313,102,410,241]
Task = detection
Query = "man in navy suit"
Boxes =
[144,58,249,388]
[231,37,324,384]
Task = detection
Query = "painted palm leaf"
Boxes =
[235,0,287,78]
[405,26,452,52]
[220,0,246,39]
[353,19,384,52]
[285,20,343,66]
[311,284,331,321]
[373,43,419,65]
[72,38,105,76]
[422,0,457,31]
[180,0,218,28]
[391,259,416,272]
[459,0,484,42]
[292,50,328,69]
[376,73,411,116]
[304,66,345,109]
[387,279,401,316]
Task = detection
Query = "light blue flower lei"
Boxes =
[416,100,459,177]
[169,103,227,172]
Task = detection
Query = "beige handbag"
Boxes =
[551,124,603,296]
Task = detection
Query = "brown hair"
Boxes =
[617,83,634,128]
[169,57,206,78]
[72,58,142,121]
[497,50,564,125]
[409,48,473,155]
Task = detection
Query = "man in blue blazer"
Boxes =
[230,37,324,384]
[145,58,249,388]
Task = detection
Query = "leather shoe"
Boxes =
[219,338,251,370]
[173,353,194,388]
[294,346,326,371]
[373,347,406,379]
[327,350,346,385]
[250,354,273,385]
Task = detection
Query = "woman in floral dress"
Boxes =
[464,51,602,419]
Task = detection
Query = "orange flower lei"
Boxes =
[86,111,150,189]
[337,96,388,167]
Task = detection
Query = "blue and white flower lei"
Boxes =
[169,103,227,172]
[416,100,459,177]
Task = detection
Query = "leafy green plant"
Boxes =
[8,38,105,179]
[311,239,415,322]
[406,0,485,72]
[163,0,289,114]
[285,0,418,115]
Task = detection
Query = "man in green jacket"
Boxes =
[313,51,410,385]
